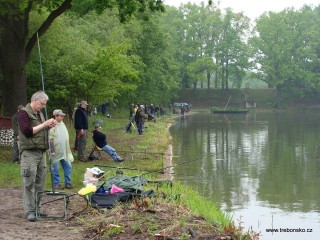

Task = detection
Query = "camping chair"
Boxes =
[124,114,136,133]
[87,128,104,161]
[88,144,103,161]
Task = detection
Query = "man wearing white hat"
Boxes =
[49,109,74,190]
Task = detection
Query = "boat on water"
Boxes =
[211,95,249,114]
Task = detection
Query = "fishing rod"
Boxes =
[94,164,154,173]
[143,152,227,176]
[37,32,56,193]
[139,158,201,177]
[35,33,75,220]
[95,159,201,177]
[95,154,225,178]
[117,149,164,155]
[171,153,212,158]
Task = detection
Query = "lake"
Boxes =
[169,110,320,240]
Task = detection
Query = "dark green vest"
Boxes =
[18,103,48,153]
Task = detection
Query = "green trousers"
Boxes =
[20,149,47,214]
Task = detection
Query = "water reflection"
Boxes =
[170,111,320,239]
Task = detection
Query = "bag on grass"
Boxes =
[90,192,133,209]
[90,189,155,209]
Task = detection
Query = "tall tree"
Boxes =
[26,10,142,114]
[180,3,207,89]
[0,0,164,116]
[201,4,221,89]
[250,5,320,107]
[172,3,249,90]
[132,9,180,104]
[215,9,250,93]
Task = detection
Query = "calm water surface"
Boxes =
[169,111,320,240]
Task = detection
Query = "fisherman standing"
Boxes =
[17,91,56,221]
[74,100,89,161]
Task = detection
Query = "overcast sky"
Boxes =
[164,0,320,20]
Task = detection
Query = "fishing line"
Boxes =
[170,148,227,158]
[94,164,153,173]
[95,158,201,178]
[140,154,226,177]
[139,158,201,177]
[171,153,225,160]
[117,150,164,155]
[96,150,225,178]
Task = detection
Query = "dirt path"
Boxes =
[0,187,83,240]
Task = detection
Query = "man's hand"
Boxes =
[44,118,56,128]
[33,118,56,134]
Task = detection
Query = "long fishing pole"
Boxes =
[96,158,200,174]
[139,158,201,177]
[37,32,46,113]
[37,32,55,193]
[96,151,225,178]
[94,164,154,173]
[117,149,164,155]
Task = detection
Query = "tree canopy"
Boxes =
[0,0,165,116]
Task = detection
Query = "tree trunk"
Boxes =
[214,58,218,88]
[207,71,211,89]
[221,65,225,95]
[215,70,218,88]
[225,60,229,89]
[274,85,282,108]
[0,0,72,117]
[0,20,28,117]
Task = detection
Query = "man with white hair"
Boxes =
[17,91,56,221]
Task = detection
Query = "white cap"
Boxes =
[53,109,66,116]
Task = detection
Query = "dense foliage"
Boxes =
[0,0,165,116]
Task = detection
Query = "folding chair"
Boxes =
[88,144,103,161]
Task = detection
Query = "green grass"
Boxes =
[0,148,21,186]
[157,181,232,227]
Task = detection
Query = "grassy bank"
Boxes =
[0,109,255,239]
